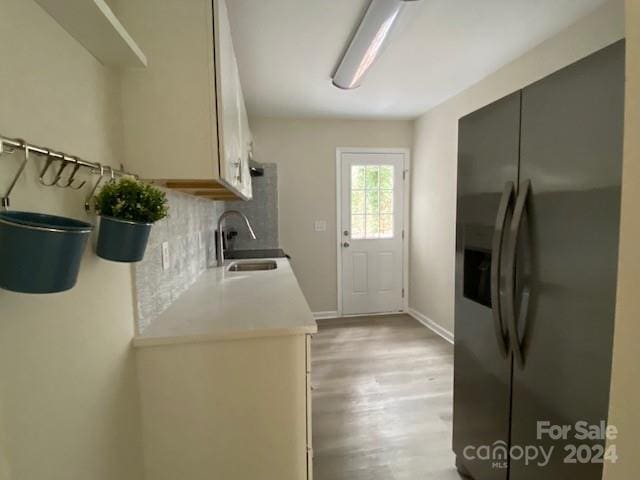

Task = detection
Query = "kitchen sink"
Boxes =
[227,260,278,272]
[224,248,286,259]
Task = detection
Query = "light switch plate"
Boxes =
[315,220,327,232]
[162,242,170,270]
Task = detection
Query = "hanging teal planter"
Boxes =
[96,216,152,263]
[93,178,168,264]
[0,211,93,293]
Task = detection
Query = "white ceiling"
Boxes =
[227,0,608,120]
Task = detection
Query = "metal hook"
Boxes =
[59,157,87,190]
[39,151,69,187]
[38,156,55,185]
[85,164,106,212]
[1,139,28,210]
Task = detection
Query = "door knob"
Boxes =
[343,242,350,248]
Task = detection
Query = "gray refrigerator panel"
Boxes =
[509,40,624,479]
[453,91,521,480]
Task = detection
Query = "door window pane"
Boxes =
[350,164,395,239]
[351,191,365,214]
[365,190,379,214]
[379,190,393,214]
[365,215,380,236]
[380,214,393,238]
[352,165,366,189]
[351,214,365,239]
[379,166,393,189]
[365,166,379,189]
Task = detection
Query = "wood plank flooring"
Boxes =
[312,314,463,480]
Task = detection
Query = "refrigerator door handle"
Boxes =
[505,180,531,368]
[490,181,514,358]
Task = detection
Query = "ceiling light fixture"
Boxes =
[332,0,422,90]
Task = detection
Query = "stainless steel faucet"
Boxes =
[216,210,257,266]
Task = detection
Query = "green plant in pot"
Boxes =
[95,177,168,263]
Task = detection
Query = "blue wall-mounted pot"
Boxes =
[0,211,93,294]
[96,216,152,263]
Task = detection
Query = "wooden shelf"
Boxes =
[34,0,147,68]
[152,179,242,201]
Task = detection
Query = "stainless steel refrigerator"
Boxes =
[453,40,625,480]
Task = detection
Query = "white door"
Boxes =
[340,151,406,315]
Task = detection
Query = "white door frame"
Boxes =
[335,147,411,317]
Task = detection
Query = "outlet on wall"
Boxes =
[315,220,327,232]
[162,242,170,271]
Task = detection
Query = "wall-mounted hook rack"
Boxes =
[0,133,138,210]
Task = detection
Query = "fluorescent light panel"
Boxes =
[332,0,419,90]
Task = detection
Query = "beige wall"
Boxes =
[409,0,625,333]
[0,1,143,479]
[250,117,413,313]
[604,0,640,476]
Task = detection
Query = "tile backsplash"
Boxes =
[133,190,224,333]
[133,165,280,333]
[224,163,279,250]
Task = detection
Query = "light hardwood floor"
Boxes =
[312,314,463,480]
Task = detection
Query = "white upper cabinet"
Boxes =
[119,0,252,200]
[214,0,252,198]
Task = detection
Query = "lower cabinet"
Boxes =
[135,333,313,480]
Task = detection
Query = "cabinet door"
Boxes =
[237,78,253,199]
[137,335,310,480]
[214,0,242,190]
[120,0,219,180]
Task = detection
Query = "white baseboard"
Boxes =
[313,311,412,320]
[313,311,340,320]
[407,308,454,344]
[340,311,406,318]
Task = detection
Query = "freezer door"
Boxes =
[453,91,520,479]
[510,41,625,479]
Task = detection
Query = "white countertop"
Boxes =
[133,258,317,347]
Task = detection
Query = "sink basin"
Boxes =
[227,260,278,272]
[225,249,286,259]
